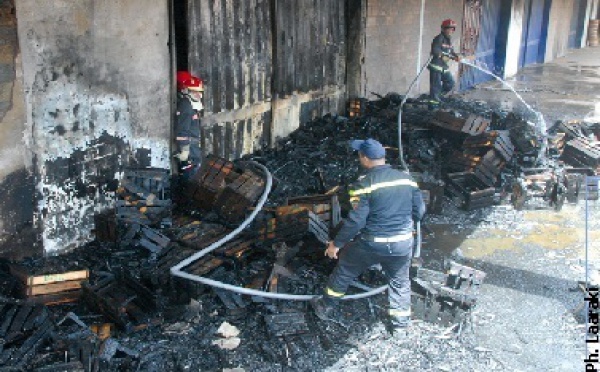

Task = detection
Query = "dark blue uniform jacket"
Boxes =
[176,95,201,163]
[429,32,457,72]
[333,165,426,248]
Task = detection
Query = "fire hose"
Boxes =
[398,55,433,171]
[170,161,389,300]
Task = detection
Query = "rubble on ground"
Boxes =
[0,94,598,371]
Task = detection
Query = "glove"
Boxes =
[178,160,194,173]
[175,144,190,161]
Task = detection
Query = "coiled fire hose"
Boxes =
[170,161,388,300]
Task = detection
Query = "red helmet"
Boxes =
[441,19,457,29]
[176,71,204,92]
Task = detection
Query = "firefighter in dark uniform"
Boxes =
[429,19,460,106]
[175,71,204,179]
[311,138,426,335]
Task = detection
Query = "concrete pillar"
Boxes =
[504,0,525,78]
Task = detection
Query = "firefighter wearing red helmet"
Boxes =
[175,71,204,178]
[428,19,461,106]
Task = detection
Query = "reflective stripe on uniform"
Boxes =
[326,287,345,297]
[349,179,419,196]
[389,308,411,317]
[373,233,413,243]
[428,63,445,72]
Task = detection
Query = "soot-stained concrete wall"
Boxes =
[347,0,464,100]
[16,0,171,254]
[0,0,38,259]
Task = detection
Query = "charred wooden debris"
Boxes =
[0,94,598,370]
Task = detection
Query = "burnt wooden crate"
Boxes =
[212,237,256,260]
[555,120,588,140]
[182,255,226,277]
[347,98,368,118]
[462,115,491,136]
[0,300,54,369]
[411,172,445,215]
[214,168,265,223]
[560,137,600,169]
[429,111,489,136]
[411,261,486,327]
[116,167,172,228]
[141,243,197,289]
[119,224,171,257]
[119,168,170,200]
[255,207,329,243]
[549,132,567,155]
[463,130,514,161]
[506,116,541,155]
[447,148,506,186]
[82,273,158,332]
[186,155,235,210]
[264,312,310,337]
[94,209,118,243]
[286,193,341,231]
[445,172,496,210]
[9,265,89,305]
[429,111,467,133]
[472,150,506,186]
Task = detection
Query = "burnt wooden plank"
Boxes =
[258,0,269,101]
[22,305,47,332]
[0,305,18,337]
[223,0,234,110]
[236,120,245,159]
[248,0,258,103]
[25,280,83,296]
[233,0,244,109]
[26,291,81,306]
[8,304,33,335]
[12,318,53,368]
[212,124,224,158]
[213,0,226,111]
[225,121,233,159]
[9,265,89,286]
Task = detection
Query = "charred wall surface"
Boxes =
[270,0,346,143]
[188,0,273,159]
[15,1,171,254]
[187,0,346,152]
[0,0,37,258]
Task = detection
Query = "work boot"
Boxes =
[390,316,410,334]
[389,315,411,340]
[391,315,411,328]
[310,296,337,321]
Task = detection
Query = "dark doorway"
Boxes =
[173,0,189,71]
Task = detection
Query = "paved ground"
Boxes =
[435,46,600,371]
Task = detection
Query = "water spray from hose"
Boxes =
[458,58,548,165]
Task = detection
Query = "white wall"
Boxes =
[504,0,526,77]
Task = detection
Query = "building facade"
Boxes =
[0,0,597,256]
